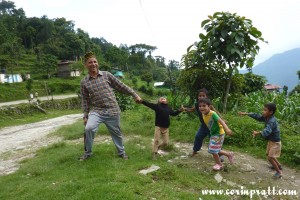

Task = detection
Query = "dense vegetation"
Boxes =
[0,0,180,91]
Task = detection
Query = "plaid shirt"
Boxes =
[80,71,138,117]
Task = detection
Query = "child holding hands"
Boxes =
[141,97,184,159]
[198,98,234,171]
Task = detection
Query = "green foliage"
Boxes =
[40,97,81,110]
[0,0,183,93]
[236,91,300,124]
[69,61,84,74]
[0,98,80,118]
[0,82,28,101]
[0,132,226,200]
[152,67,167,81]
[48,82,78,93]
[289,85,300,95]
[226,113,300,167]
[115,92,135,111]
[241,72,267,94]
[176,68,224,101]
[140,72,153,86]
[183,11,266,112]
[138,85,154,96]
[25,78,33,92]
[34,54,58,78]
[131,76,138,87]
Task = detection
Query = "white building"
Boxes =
[154,82,164,87]
[0,74,23,83]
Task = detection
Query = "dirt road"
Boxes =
[0,114,81,175]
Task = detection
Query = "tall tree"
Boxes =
[35,54,57,78]
[242,72,267,94]
[185,12,266,112]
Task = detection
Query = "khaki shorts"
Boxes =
[266,141,281,158]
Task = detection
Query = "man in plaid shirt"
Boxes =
[79,52,141,161]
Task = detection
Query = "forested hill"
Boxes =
[0,0,179,81]
[243,48,300,91]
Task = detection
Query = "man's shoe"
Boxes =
[119,153,129,160]
[79,154,92,161]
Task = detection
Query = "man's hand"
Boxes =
[134,95,142,103]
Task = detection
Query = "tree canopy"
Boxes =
[182,11,266,112]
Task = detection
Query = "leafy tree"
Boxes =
[242,72,266,94]
[64,32,84,60]
[154,56,166,68]
[105,45,129,69]
[141,72,153,86]
[176,67,225,101]
[131,76,138,87]
[168,60,180,71]
[129,44,157,57]
[185,12,266,112]
[289,70,300,95]
[35,54,58,78]
[69,61,84,75]
[77,28,92,54]
[152,67,167,81]
[25,78,33,93]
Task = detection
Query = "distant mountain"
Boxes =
[240,48,300,91]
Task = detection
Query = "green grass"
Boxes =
[0,105,299,199]
[0,132,232,200]
[0,77,82,102]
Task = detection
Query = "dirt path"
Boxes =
[169,142,300,199]
[0,115,299,199]
[0,114,81,175]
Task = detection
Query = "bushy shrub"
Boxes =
[48,82,79,93]
[154,88,171,97]
[40,97,81,110]
[115,92,135,111]
[138,85,153,96]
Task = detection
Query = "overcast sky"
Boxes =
[11,0,300,66]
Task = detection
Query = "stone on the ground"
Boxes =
[139,165,160,175]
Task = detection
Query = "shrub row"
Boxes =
[0,98,81,117]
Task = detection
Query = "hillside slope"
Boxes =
[252,48,300,91]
